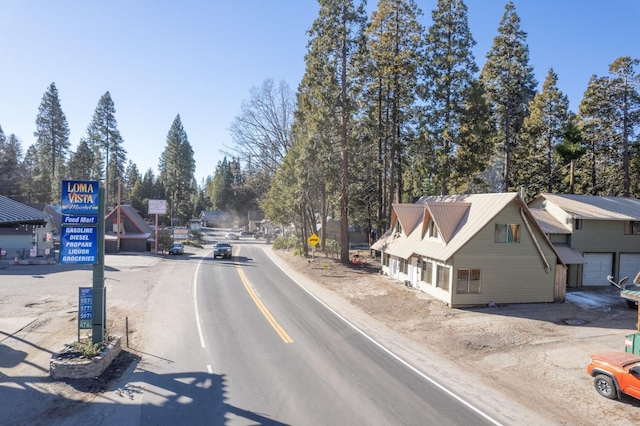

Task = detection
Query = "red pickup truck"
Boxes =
[587,352,640,401]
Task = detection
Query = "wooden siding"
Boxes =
[570,219,640,253]
[450,203,556,306]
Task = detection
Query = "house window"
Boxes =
[421,259,433,285]
[457,269,481,294]
[624,221,640,235]
[382,253,389,266]
[495,224,520,243]
[428,220,439,239]
[575,219,582,230]
[399,258,408,274]
[436,265,450,291]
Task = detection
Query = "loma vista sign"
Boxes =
[60,180,100,265]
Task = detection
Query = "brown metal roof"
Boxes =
[425,202,470,243]
[392,204,424,237]
[373,193,542,263]
[552,244,587,264]
[529,209,571,234]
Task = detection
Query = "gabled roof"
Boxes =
[528,209,571,234]
[0,195,51,227]
[425,201,470,243]
[44,204,62,233]
[392,204,424,236]
[373,193,540,262]
[534,193,640,220]
[105,204,152,237]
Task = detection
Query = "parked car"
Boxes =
[225,233,239,240]
[213,242,233,259]
[587,351,640,400]
[169,243,184,255]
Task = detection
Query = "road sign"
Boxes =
[308,233,320,246]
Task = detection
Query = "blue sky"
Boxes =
[1,1,638,185]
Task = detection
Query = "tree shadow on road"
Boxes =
[0,348,289,425]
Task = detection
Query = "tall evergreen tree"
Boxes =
[86,91,127,205]
[608,57,640,196]
[576,57,640,196]
[479,1,537,192]
[0,129,24,198]
[67,138,95,180]
[131,168,161,221]
[515,68,570,199]
[21,145,49,202]
[555,119,586,194]
[158,114,196,224]
[123,160,141,203]
[295,0,367,261]
[420,0,491,195]
[364,0,424,232]
[576,74,616,195]
[33,82,70,202]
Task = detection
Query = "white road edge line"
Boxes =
[265,248,503,426]
[194,253,208,348]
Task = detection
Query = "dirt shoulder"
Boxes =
[270,248,640,426]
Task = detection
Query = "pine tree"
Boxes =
[421,0,491,195]
[362,0,423,233]
[0,129,24,197]
[21,145,50,202]
[576,57,640,196]
[131,168,160,221]
[86,91,127,205]
[516,68,570,199]
[33,82,70,202]
[158,115,196,224]
[123,160,141,203]
[480,1,537,192]
[67,138,95,180]
[295,0,367,260]
[608,57,640,196]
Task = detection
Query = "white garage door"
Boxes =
[582,253,613,286]
[619,253,640,284]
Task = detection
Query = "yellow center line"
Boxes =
[234,247,293,343]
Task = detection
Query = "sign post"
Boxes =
[148,200,167,255]
[60,180,105,344]
[308,233,320,260]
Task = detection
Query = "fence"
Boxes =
[0,247,56,262]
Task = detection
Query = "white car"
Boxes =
[225,233,239,240]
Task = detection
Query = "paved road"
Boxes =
[195,243,500,425]
[1,236,532,425]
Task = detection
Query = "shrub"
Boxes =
[70,340,106,358]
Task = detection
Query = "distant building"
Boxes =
[0,196,53,263]
[104,204,153,253]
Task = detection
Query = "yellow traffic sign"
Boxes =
[308,233,320,246]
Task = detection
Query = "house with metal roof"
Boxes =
[104,204,153,253]
[371,193,564,307]
[528,193,640,287]
[0,195,54,263]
